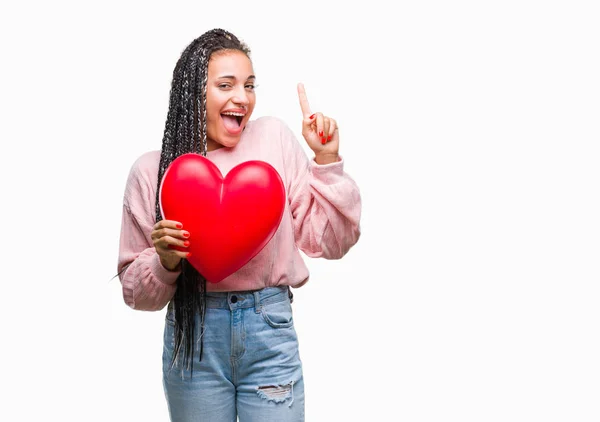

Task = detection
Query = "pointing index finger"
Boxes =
[297,83,312,118]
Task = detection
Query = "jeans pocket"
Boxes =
[260,299,294,328]
[165,310,176,326]
[163,310,176,352]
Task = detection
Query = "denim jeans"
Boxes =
[162,286,305,421]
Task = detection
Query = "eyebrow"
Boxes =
[218,75,256,80]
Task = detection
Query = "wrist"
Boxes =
[314,153,339,165]
[161,257,182,272]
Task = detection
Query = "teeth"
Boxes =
[222,112,244,117]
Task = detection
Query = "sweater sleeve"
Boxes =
[117,160,179,311]
[281,120,362,259]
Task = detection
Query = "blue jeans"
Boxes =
[162,286,305,421]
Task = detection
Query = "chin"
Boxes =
[218,134,242,148]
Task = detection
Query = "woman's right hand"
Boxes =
[151,220,191,271]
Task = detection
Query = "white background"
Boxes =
[1,0,599,421]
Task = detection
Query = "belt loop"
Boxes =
[253,291,261,313]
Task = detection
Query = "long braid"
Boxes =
[157,39,197,184]
[198,49,209,156]
[154,29,251,379]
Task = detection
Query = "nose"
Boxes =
[231,86,250,107]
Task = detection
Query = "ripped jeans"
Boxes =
[162,286,305,421]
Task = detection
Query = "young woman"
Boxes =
[117,28,361,421]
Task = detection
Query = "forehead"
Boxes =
[208,50,254,77]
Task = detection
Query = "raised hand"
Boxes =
[297,83,340,165]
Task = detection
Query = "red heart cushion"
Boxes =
[159,153,285,283]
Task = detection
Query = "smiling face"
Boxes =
[205,50,256,151]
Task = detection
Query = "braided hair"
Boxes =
[155,29,251,377]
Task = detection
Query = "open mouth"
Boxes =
[221,111,244,131]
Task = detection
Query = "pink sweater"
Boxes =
[117,116,361,311]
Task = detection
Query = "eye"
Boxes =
[245,83,256,91]
[218,83,232,89]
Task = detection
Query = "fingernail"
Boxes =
[187,252,192,258]
[310,114,315,119]
[176,223,183,229]
[327,135,332,141]
[321,138,326,144]
[183,241,190,247]
[319,131,323,136]
[182,231,190,238]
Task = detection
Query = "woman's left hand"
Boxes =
[297,83,340,165]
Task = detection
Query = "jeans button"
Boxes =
[230,295,238,304]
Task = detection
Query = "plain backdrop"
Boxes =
[1,0,599,421]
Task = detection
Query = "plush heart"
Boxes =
[159,153,285,283]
